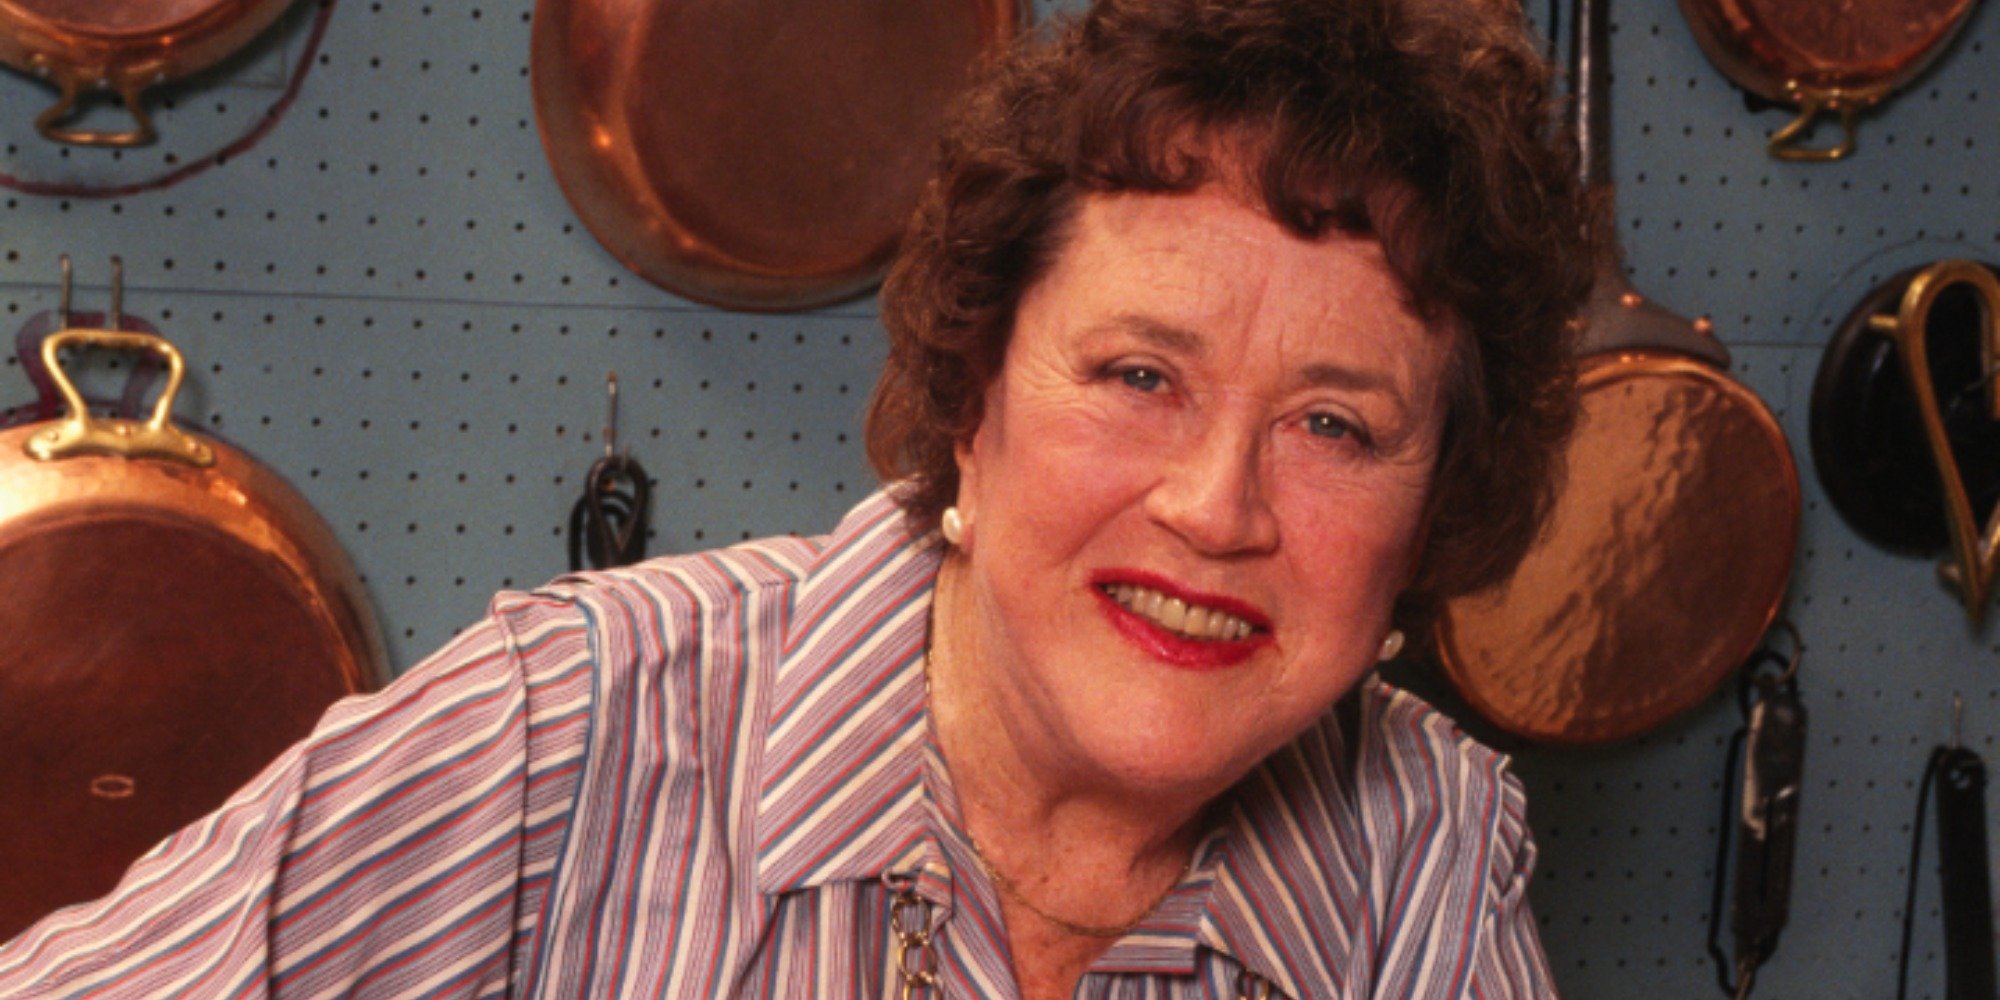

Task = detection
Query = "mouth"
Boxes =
[1099,582,1262,641]
[1091,572,1271,670]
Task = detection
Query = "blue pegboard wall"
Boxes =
[0,0,1996,995]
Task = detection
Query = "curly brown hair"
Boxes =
[866,0,1598,630]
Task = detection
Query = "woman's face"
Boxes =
[950,183,1454,802]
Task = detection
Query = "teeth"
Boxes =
[1104,584,1257,642]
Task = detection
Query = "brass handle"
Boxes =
[26,327,214,466]
[1765,84,1882,163]
[31,64,160,148]
[1868,260,2000,624]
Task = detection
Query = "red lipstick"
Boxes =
[1089,569,1273,671]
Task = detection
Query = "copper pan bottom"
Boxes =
[0,418,383,941]
[1438,353,1800,746]
[531,0,1021,310]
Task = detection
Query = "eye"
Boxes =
[1306,412,1354,440]
[1119,366,1165,392]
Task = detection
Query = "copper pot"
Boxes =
[1677,0,1981,160]
[530,0,1022,311]
[0,322,385,940]
[0,0,300,146]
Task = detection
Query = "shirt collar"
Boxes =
[754,490,944,896]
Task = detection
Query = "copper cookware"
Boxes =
[0,283,384,940]
[530,0,1021,311]
[0,0,299,146]
[1437,353,1800,744]
[1677,0,1981,160]
[1434,0,1800,745]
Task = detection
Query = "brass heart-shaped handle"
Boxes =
[1870,260,2000,625]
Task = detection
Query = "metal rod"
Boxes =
[58,254,72,327]
[109,255,123,330]
[1571,0,1613,190]
[603,371,620,457]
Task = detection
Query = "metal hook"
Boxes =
[1770,618,1805,687]
[108,255,122,331]
[58,254,72,327]
[602,371,620,458]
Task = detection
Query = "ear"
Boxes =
[949,434,980,551]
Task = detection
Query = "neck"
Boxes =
[925,556,1208,930]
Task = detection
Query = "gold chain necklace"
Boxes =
[959,819,1188,939]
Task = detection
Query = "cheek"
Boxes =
[1273,474,1432,594]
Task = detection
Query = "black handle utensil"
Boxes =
[1709,623,1807,999]
[566,373,652,572]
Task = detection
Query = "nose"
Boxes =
[1143,417,1280,556]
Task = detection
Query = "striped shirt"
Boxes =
[0,490,1554,998]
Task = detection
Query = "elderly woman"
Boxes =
[0,0,1590,996]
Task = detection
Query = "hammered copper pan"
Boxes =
[1678,0,1981,160]
[1437,353,1799,745]
[1434,0,1800,746]
[0,0,299,146]
[0,320,385,941]
[531,0,1021,311]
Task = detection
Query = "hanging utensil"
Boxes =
[567,372,650,571]
[1898,695,1997,1000]
[1707,621,1807,998]
[1434,0,1800,745]
[1675,0,1982,160]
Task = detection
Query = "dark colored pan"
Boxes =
[1435,0,1801,745]
[1813,260,2000,623]
[1811,263,2000,554]
[530,0,1022,311]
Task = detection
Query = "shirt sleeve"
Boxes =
[0,590,596,999]
[1467,769,1559,999]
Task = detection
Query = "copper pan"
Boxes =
[1677,0,1981,160]
[1436,353,1800,745]
[0,282,385,940]
[0,0,301,146]
[530,0,1021,311]
[1434,0,1801,746]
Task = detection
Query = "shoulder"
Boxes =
[1342,675,1530,867]
[1247,675,1525,842]
[504,488,922,657]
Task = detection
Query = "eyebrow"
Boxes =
[1101,313,1403,398]
[1101,314,1204,356]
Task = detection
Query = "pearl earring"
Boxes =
[941,507,965,546]
[1378,629,1405,662]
